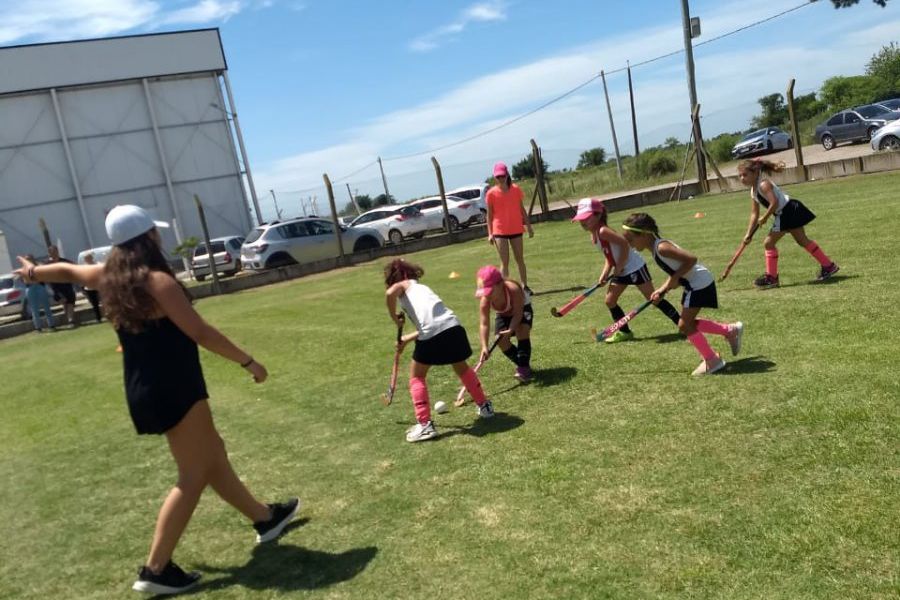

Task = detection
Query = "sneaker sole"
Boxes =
[256,500,300,543]
[132,578,200,595]
[406,431,438,443]
[729,323,744,356]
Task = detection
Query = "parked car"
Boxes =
[349,205,428,245]
[0,273,28,319]
[447,183,490,217]
[856,103,900,120]
[815,109,890,150]
[877,97,900,111]
[730,127,793,159]
[405,195,483,231]
[241,217,384,271]
[871,118,900,151]
[191,236,244,281]
[76,245,113,264]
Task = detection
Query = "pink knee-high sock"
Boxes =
[409,376,431,424]
[765,249,779,277]
[804,240,832,267]
[459,367,487,406]
[687,332,718,362]
[696,319,730,337]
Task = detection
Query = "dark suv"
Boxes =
[815,108,891,150]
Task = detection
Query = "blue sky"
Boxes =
[2,0,898,219]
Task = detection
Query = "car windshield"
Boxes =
[194,241,227,256]
[0,277,13,290]
[857,105,888,118]
[245,229,265,243]
[741,129,767,141]
[883,99,900,110]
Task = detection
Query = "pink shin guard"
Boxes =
[459,368,487,406]
[687,332,718,362]
[804,241,832,267]
[409,376,431,424]
[765,249,779,277]
[696,319,730,337]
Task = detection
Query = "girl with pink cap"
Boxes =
[475,265,533,383]
[486,162,534,294]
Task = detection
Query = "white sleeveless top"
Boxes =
[595,238,646,276]
[398,280,460,341]
[651,238,714,291]
[753,178,789,214]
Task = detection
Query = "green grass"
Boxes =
[2,172,899,599]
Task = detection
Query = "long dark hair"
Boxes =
[622,212,660,237]
[384,259,424,286]
[100,230,189,333]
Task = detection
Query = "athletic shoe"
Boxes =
[132,561,201,595]
[514,366,532,384]
[254,498,300,543]
[477,400,495,419]
[405,421,437,443]
[726,322,744,356]
[816,262,840,282]
[604,330,634,344]
[753,274,779,289]
[691,355,726,376]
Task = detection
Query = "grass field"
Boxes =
[1,172,898,599]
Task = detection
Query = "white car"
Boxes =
[0,274,28,319]
[349,205,428,245]
[447,183,490,216]
[191,236,244,281]
[871,118,900,151]
[76,245,113,264]
[405,195,483,231]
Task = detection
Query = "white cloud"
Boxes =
[161,0,241,24]
[409,1,507,53]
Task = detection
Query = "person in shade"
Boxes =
[47,244,79,327]
[22,254,56,332]
[485,162,534,295]
[81,252,103,322]
[15,205,298,596]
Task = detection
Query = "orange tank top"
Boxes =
[487,184,525,235]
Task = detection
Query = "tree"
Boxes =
[373,193,395,206]
[664,137,681,150]
[576,147,606,169]
[355,194,373,211]
[820,75,890,111]
[750,93,789,129]
[511,154,549,180]
[866,42,900,94]
[815,0,889,6]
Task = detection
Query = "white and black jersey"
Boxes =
[399,280,460,340]
[754,178,815,232]
[651,239,714,292]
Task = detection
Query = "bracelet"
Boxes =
[240,357,254,368]
[28,266,36,281]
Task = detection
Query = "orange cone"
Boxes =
[448,271,461,279]
[694,212,705,218]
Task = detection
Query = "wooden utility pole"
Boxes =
[322,174,346,259]
[346,183,362,215]
[377,157,392,204]
[627,61,640,157]
[193,194,221,294]
[786,78,805,177]
[431,157,454,236]
[601,70,623,181]
[530,139,549,214]
[681,0,707,191]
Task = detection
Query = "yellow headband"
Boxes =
[621,224,655,235]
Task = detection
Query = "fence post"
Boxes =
[346,183,362,215]
[530,139,549,216]
[627,61,640,157]
[786,78,806,179]
[430,157,456,238]
[601,70,623,181]
[322,174,346,260]
[691,104,709,193]
[193,194,221,294]
[377,157,392,204]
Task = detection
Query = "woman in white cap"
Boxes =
[485,162,534,294]
[15,205,298,596]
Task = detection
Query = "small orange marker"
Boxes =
[448,271,461,279]
[694,212,705,218]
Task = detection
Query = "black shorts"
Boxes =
[495,303,534,334]
[493,233,523,240]
[772,199,815,232]
[412,325,473,365]
[52,284,76,305]
[682,283,718,309]
[610,265,651,286]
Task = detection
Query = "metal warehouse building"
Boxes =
[0,28,261,263]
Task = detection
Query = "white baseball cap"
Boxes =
[105,205,170,246]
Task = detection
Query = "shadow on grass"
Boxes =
[187,533,376,595]
[722,355,776,375]
[531,285,586,298]
[639,332,683,344]
[438,412,525,439]
[723,273,857,292]
[531,366,577,387]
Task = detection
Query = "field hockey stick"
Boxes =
[591,299,654,343]
[380,315,404,406]
[454,335,502,406]
[720,222,760,282]
[550,279,606,318]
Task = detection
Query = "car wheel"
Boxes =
[353,236,381,252]
[266,252,296,268]
[388,229,404,245]
[880,135,900,151]
[444,215,460,231]
[867,126,879,141]
[821,134,834,151]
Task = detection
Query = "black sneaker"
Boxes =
[816,262,840,282]
[254,498,300,543]
[132,561,201,595]
[753,274,779,289]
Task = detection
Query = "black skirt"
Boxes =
[682,282,718,309]
[118,318,209,435]
[413,325,473,365]
[773,199,816,232]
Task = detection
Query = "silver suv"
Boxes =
[241,217,384,270]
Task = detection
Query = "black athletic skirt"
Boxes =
[682,282,718,309]
[413,325,473,365]
[773,199,815,232]
[495,303,534,334]
[611,265,652,286]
